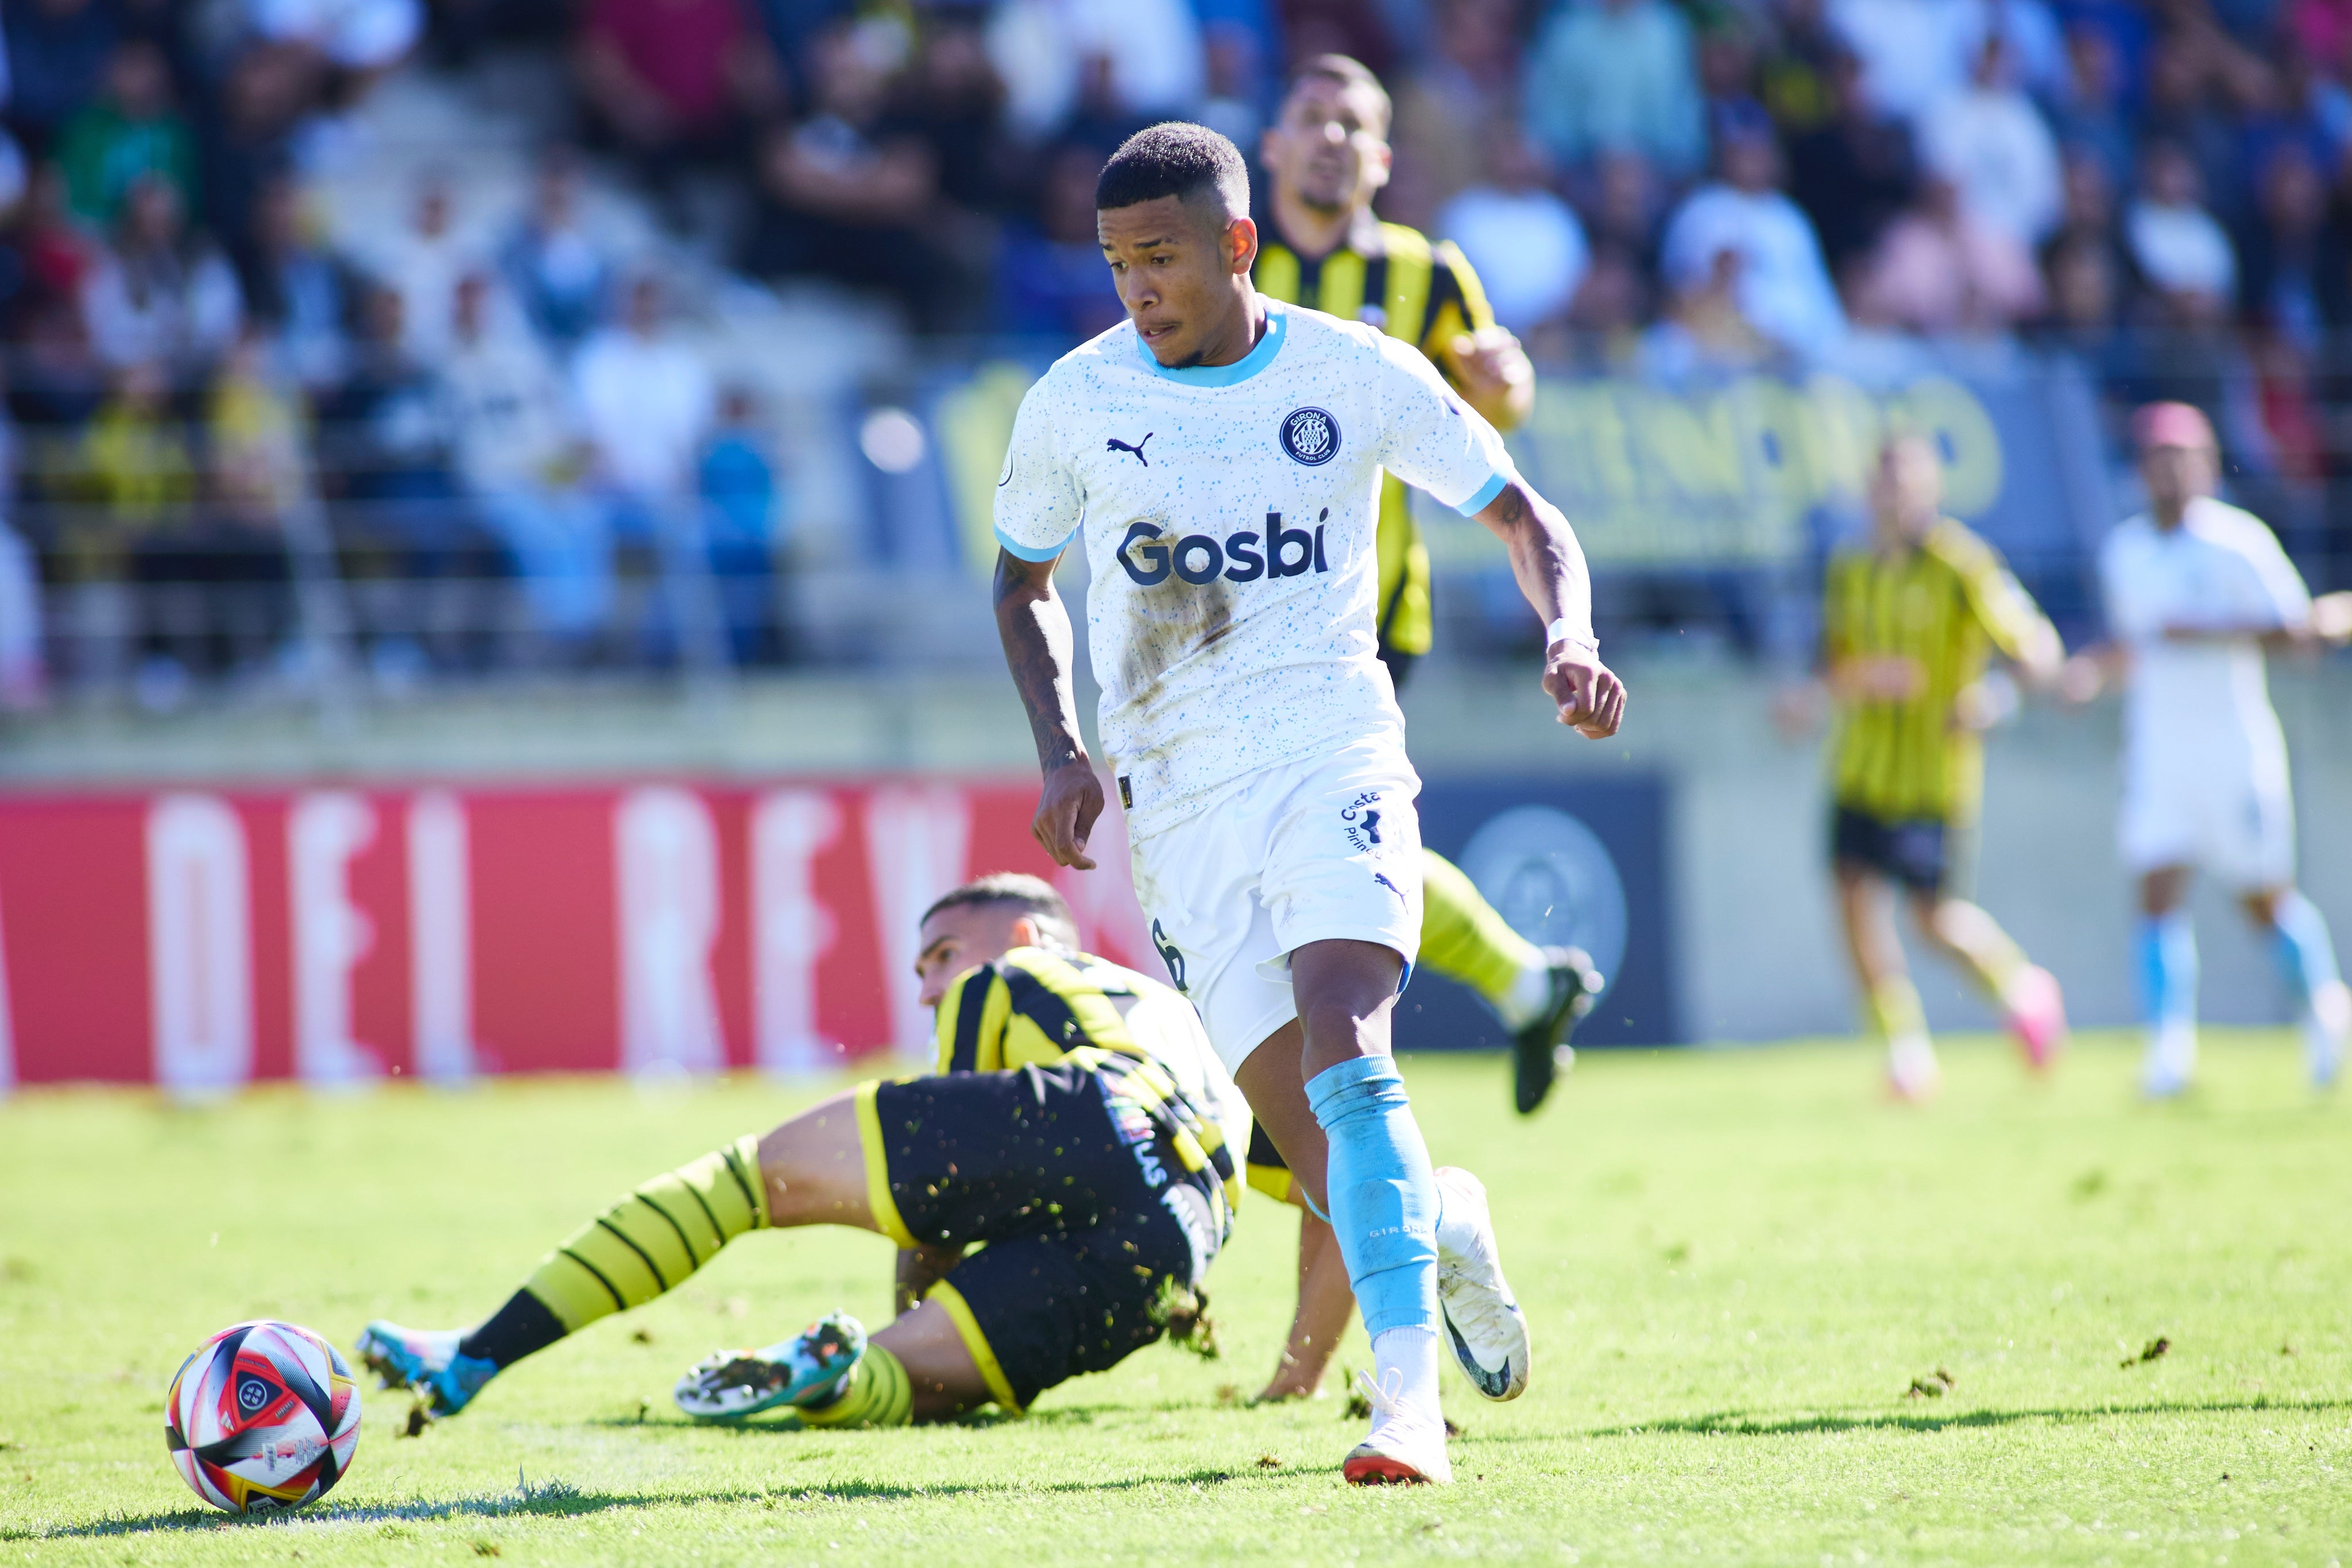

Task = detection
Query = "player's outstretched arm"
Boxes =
[993,547,1104,869]
[1474,478,1626,738]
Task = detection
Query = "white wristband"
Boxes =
[1545,618,1597,656]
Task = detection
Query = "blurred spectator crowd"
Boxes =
[0,0,2349,704]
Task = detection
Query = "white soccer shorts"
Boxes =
[1127,737,1424,1077]
[2119,753,2295,891]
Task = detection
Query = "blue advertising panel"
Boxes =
[1398,774,1677,1051]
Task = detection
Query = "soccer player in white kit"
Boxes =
[2070,402,2352,1095]
[991,123,1626,1484]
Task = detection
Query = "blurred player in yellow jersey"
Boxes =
[1819,435,2069,1101]
[1255,53,1599,1120]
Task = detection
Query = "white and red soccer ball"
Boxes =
[164,1321,361,1513]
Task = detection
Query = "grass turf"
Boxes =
[2,1034,2349,1566]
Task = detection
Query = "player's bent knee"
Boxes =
[756,1091,877,1230]
[871,1301,992,1423]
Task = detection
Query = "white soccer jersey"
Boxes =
[993,299,1515,836]
[2100,497,2309,783]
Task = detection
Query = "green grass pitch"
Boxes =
[3,1034,2349,1565]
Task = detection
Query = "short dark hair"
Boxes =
[1096,122,1250,219]
[919,872,1080,955]
[1286,53,1392,137]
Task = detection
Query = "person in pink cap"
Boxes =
[2068,401,2352,1095]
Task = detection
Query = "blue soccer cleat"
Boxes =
[355,1321,500,1417]
[672,1311,867,1422]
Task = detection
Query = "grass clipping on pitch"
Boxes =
[3,1034,2349,1565]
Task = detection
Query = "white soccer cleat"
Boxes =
[2141,1024,2197,1099]
[1342,1369,1452,1486]
[2306,981,2350,1090]
[1432,1167,1530,1401]
[1885,1035,1941,1103]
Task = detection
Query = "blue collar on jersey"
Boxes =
[1135,297,1287,386]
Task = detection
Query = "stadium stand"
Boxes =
[0,0,2346,710]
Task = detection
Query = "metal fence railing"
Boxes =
[4,331,2349,711]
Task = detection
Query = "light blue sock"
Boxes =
[2269,892,2344,1006]
[2136,913,2198,1028]
[1304,1054,1440,1338]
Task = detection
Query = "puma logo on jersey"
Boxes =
[1107,433,1152,466]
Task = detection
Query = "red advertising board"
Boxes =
[0,779,1155,1091]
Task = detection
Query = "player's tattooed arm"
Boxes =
[993,548,1105,869]
[1475,478,1627,739]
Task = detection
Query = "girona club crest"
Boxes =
[1279,406,1340,466]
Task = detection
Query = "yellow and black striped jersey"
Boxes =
[1823,520,2055,823]
[1254,222,1504,659]
[930,946,1250,1207]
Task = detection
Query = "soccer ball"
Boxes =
[164,1320,361,1513]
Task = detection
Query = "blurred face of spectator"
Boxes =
[1477,119,1549,195]
[121,177,184,250]
[2146,37,2206,114]
[1437,0,1513,77]
[1595,152,1654,239]
[918,21,997,107]
[1042,148,1103,246]
[361,287,404,347]
[624,277,665,334]
[224,47,309,135]
[253,177,303,256]
[2065,27,2118,109]
[2048,240,2114,331]
[1699,29,1755,102]
[106,42,173,118]
[2143,144,2199,209]
[1567,249,1644,332]
[1722,130,1780,193]
[1262,74,1391,217]
[452,273,490,342]
[810,27,892,123]
[1870,436,1944,540]
[413,179,454,240]
[1970,36,2010,92]
[2060,153,2113,233]
[2260,147,2324,239]
[533,154,582,228]
[116,360,171,412]
[2140,440,2216,514]
[1097,192,1254,369]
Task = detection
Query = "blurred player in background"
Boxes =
[2065,402,2352,1097]
[359,876,1248,1428]
[1813,434,2068,1101]
[1256,54,1601,1121]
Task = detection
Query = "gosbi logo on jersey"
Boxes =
[1281,406,1340,466]
[1116,510,1330,586]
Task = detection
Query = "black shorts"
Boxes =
[856,1054,1231,1411]
[1830,804,1952,896]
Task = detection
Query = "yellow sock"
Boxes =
[522,1135,768,1333]
[796,1346,912,1428]
[1418,849,1546,1003]
[1864,975,1928,1045]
